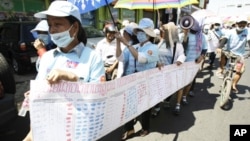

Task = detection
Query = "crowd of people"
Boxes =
[22,1,250,141]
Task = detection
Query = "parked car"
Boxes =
[0,53,17,132]
[0,21,38,74]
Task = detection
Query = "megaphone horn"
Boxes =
[180,15,195,30]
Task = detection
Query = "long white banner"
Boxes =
[29,62,199,141]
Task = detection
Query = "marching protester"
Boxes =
[151,22,186,116]
[30,20,56,71]
[216,16,250,93]
[201,24,213,69]
[22,1,105,140]
[116,18,159,139]
[179,15,207,103]
[116,22,139,78]
[115,22,139,140]
[95,23,119,81]
[205,20,225,69]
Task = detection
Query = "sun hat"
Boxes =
[122,20,130,27]
[30,20,48,33]
[124,22,138,35]
[133,18,156,37]
[34,1,81,23]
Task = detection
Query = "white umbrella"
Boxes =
[191,9,217,26]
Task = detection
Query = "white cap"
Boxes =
[236,16,248,23]
[30,20,48,33]
[213,18,222,25]
[134,18,156,37]
[203,24,210,30]
[124,22,138,35]
[34,1,81,23]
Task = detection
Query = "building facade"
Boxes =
[0,0,208,29]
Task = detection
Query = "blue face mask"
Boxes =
[50,25,74,47]
[37,34,50,45]
[136,31,148,43]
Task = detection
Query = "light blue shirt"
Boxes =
[212,29,224,38]
[158,40,186,65]
[120,42,159,76]
[225,28,250,56]
[36,43,105,83]
[180,33,207,62]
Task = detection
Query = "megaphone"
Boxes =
[179,15,195,30]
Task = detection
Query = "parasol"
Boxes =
[114,0,198,9]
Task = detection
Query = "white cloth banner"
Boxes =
[29,62,199,141]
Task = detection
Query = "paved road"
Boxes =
[1,56,250,141]
[98,57,250,141]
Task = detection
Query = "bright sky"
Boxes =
[206,0,250,17]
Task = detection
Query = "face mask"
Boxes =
[203,29,209,34]
[37,34,50,45]
[236,27,245,32]
[128,40,133,46]
[50,25,74,47]
[136,31,148,43]
[214,26,220,30]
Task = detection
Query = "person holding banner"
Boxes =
[115,22,139,140]
[152,22,186,116]
[22,1,105,141]
[116,18,159,139]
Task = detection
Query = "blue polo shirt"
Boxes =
[36,43,105,83]
[121,42,159,76]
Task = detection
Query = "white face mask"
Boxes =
[37,34,50,45]
[203,29,209,34]
[214,26,220,30]
[50,25,74,47]
[236,27,245,32]
[136,31,148,43]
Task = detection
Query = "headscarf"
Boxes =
[162,22,179,48]
[190,19,203,53]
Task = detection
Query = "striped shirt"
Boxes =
[179,32,207,62]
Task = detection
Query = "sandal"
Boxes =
[121,129,135,140]
[232,86,239,93]
[139,129,149,137]
[232,88,239,93]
